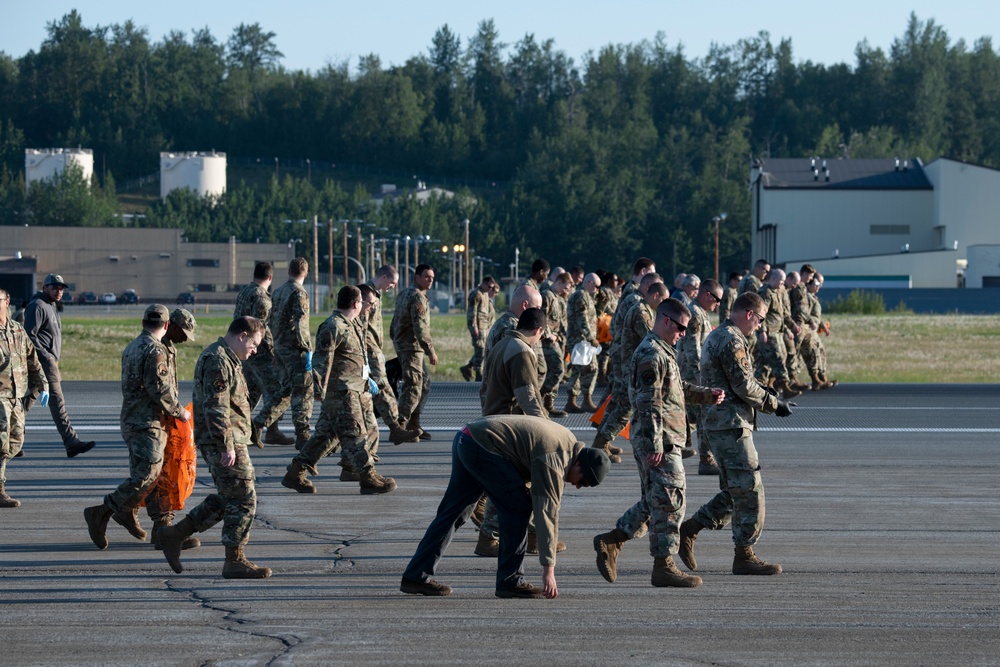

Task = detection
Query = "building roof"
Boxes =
[753,158,933,190]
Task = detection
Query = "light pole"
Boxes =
[713,212,727,282]
[404,235,411,288]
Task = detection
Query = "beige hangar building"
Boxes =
[749,157,1000,288]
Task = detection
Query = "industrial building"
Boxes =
[25,148,94,189]
[160,151,227,200]
[749,157,1000,288]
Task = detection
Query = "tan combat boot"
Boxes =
[698,453,721,476]
[564,394,584,413]
[389,421,422,445]
[264,423,295,446]
[581,394,599,412]
[593,528,629,583]
[406,412,432,441]
[652,556,703,587]
[340,460,360,482]
[543,393,567,418]
[223,545,272,579]
[733,545,782,575]
[474,530,499,557]
[0,482,21,508]
[819,373,838,389]
[777,379,801,399]
[810,372,824,391]
[112,507,147,541]
[151,520,200,551]
[359,467,397,495]
[591,434,622,464]
[281,460,316,494]
[678,518,704,571]
[526,530,566,555]
[84,502,114,549]
[459,364,474,382]
[158,516,197,573]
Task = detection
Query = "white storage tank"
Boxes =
[25,148,94,189]
[160,151,227,200]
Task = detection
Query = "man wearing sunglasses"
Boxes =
[679,292,794,577]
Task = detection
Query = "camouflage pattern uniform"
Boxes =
[756,284,794,385]
[564,287,599,400]
[614,331,715,556]
[390,286,435,422]
[233,282,280,410]
[465,287,495,379]
[541,289,568,398]
[737,273,762,296]
[594,290,645,440]
[597,298,654,442]
[619,279,640,302]
[363,279,404,428]
[294,311,378,477]
[676,300,714,458]
[690,320,780,546]
[516,277,548,385]
[257,279,313,441]
[142,336,189,524]
[104,327,188,514]
[0,317,47,485]
[594,285,617,385]
[184,337,258,547]
[485,310,518,353]
[786,282,810,381]
[718,286,738,325]
[802,291,829,378]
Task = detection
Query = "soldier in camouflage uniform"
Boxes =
[283,286,398,495]
[84,305,191,550]
[0,288,48,508]
[679,292,793,576]
[593,273,665,461]
[484,284,541,354]
[234,261,294,445]
[594,298,723,588]
[718,272,741,324]
[737,259,770,296]
[803,274,838,390]
[783,272,810,390]
[390,264,439,438]
[541,272,574,417]
[620,257,656,303]
[756,269,802,398]
[461,276,497,382]
[593,271,618,387]
[563,272,601,413]
[158,316,272,579]
[254,258,314,448]
[676,279,724,475]
[517,260,550,387]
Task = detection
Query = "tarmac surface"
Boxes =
[1,381,998,666]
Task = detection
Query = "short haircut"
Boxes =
[554,272,574,286]
[753,259,770,270]
[700,278,721,295]
[569,266,584,278]
[531,258,550,275]
[632,257,655,275]
[375,264,398,279]
[338,285,362,309]
[656,297,691,322]
[415,263,432,276]
[800,264,816,276]
[646,282,668,299]
[639,272,663,289]
[517,307,547,331]
[253,261,273,281]
[734,292,765,314]
[289,257,308,276]
[681,273,701,288]
[357,283,377,300]
[229,316,265,338]
[728,271,742,283]
[511,284,538,306]
[606,273,619,288]
[481,275,496,286]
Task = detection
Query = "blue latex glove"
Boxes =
[38,390,50,407]
[368,378,379,395]
[304,351,313,371]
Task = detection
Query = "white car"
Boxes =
[100,292,116,304]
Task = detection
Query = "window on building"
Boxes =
[870,225,910,235]
[186,259,220,268]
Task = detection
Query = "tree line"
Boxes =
[1,10,998,280]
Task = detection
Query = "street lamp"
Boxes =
[713,212,727,282]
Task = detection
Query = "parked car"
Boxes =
[100,292,116,304]
[117,289,139,304]
[61,291,74,304]
[176,292,196,305]
[76,291,98,305]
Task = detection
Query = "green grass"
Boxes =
[56,312,1000,384]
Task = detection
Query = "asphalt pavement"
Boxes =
[0,382,997,666]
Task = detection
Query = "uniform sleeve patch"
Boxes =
[157,363,169,377]
[212,378,227,393]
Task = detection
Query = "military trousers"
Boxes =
[395,349,430,421]
[801,333,828,377]
[105,426,167,514]
[243,345,283,412]
[368,352,401,426]
[184,444,257,548]
[616,441,686,557]
[294,389,378,476]
[565,356,597,398]
[541,343,564,397]
[0,397,25,483]
[596,371,631,440]
[756,331,788,383]
[691,428,766,547]
[256,347,314,439]
[466,335,487,377]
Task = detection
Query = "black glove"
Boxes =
[251,420,264,449]
[775,400,795,418]
[764,386,777,398]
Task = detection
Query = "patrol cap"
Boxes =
[44,274,68,288]
[170,308,197,341]
[143,304,170,325]
[576,447,611,487]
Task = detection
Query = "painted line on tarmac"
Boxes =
[761,427,1000,433]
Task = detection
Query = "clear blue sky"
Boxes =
[1,1,995,73]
